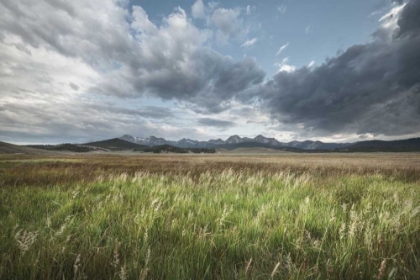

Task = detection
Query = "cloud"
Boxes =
[255,0,420,137]
[278,5,287,15]
[369,0,404,19]
[198,118,236,128]
[0,95,189,144]
[246,5,256,15]
[305,25,311,34]
[69,82,79,91]
[0,1,265,113]
[192,0,206,19]
[106,6,263,113]
[90,105,176,119]
[275,42,289,56]
[2,0,418,143]
[308,61,315,68]
[211,7,244,44]
[275,57,296,73]
[375,4,406,41]
[0,0,266,143]
[211,8,241,35]
[0,63,207,144]
[397,0,420,37]
[241,37,258,47]
[0,37,186,143]
[131,6,159,34]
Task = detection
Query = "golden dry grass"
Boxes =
[1,153,419,188]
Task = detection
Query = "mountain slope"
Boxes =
[0,141,51,154]
[345,138,420,152]
[85,138,147,151]
[28,144,96,153]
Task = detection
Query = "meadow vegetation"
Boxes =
[0,153,419,279]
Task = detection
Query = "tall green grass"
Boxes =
[1,170,419,279]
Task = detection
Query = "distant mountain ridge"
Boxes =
[119,134,316,150]
[120,134,420,151]
[1,136,419,155]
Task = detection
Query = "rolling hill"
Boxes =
[0,141,50,154]
[343,138,420,152]
[28,144,97,153]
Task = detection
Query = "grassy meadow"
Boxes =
[0,153,419,279]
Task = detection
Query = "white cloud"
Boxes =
[275,57,296,73]
[369,10,383,17]
[275,42,289,56]
[278,5,287,14]
[211,8,241,35]
[278,64,296,73]
[376,4,406,41]
[132,6,158,34]
[192,0,206,19]
[308,60,315,68]
[207,2,219,12]
[246,5,256,15]
[241,37,258,47]
[378,4,405,22]
[211,7,244,44]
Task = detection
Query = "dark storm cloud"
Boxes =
[198,118,236,128]
[397,0,420,36]
[254,0,420,136]
[94,34,264,113]
[131,52,264,113]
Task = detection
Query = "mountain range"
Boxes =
[119,134,420,151]
[120,134,350,150]
[2,135,420,154]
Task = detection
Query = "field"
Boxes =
[0,153,419,279]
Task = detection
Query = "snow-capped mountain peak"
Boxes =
[226,135,243,144]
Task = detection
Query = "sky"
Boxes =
[0,0,419,144]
